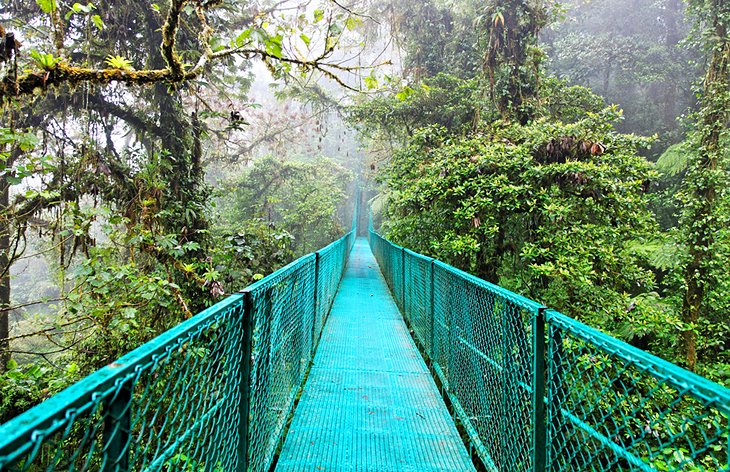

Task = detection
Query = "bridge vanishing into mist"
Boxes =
[0,207,728,472]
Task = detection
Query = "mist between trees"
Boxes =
[0,0,727,432]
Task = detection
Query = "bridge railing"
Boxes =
[545,310,729,472]
[0,223,357,472]
[369,220,729,472]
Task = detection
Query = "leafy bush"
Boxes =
[381,107,667,347]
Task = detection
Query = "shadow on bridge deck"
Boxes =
[275,238,475,472]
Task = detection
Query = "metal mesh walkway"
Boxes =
[275,238,475,471]
[3,215,726,471]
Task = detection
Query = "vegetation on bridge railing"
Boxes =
[0,217,357,471]
[369,217,729,472]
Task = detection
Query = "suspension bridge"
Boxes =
[0,208,728,471]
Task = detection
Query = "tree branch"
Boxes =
[86,92,164,137]
[1,65,170,101]
[160,0,187,80]
[329,0,380,24]
[1,0,384,103]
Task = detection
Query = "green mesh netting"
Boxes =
[547,310,729,471]
[369,214,729,472]
[0,295,246,472]
[313,237,351,349]
[0,211,357,472]
[244,254,317,471]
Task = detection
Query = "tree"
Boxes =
[220,155,353,255]
[377,0,481,81]
[544,0,697,143]
[482,0,554,123]
[0,0,370,378]
[349,73,486,149]
[379,107,660,336]
[678,0,730,371]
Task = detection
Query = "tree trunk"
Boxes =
[483,0,548,124]
[681,1,729,371]
[0,177,10,372]
[602,55,612,97]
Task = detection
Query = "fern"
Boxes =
[629,238,683,270]
[656,142,692,176]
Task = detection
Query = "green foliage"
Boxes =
[104,55,133,70]
[482,0,556,122]
[0,128,38,152]
[29,51,61,70]
[545,0,698,144]
[35,0,57,14]
[350,75,607,153]
[673,0,730,371]
[656,142,692,177]
[383,0,481,80]
[66,254,192,369]
[381,107,664,344]
[219,156,352,255]
[70,2,95,14]
[31,197,216,373]
[538,77,608,123]
[165,453,223,472]
[211,219,294,293]
[1,361,79,423]
[350,74,487,144]
[0,128,56,186]
[65,1,103,31]
[0,143,221,416]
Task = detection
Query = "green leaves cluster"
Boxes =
[381,107,667,338]
[218,156,353,256]
[1,361,79,423]
[104,55,133,70]
[211,219,295,293]
[350,74,487,144]
[0,128,56,186]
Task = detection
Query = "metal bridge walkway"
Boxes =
[275,238,475,471]
[1,224,728,472]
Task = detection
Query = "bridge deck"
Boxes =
[275,238,475,471]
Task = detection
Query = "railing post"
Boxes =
[500,301,515,470]
[401,248,406,314]
[237,290,254,472]
[311,252,320,356]
[547,314,565,472]
[429,260,435,360]
[532,307,547,472]
[102,379,132,472]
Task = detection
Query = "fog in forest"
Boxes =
[0,0,728,446]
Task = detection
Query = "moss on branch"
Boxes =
[1,65,171,101]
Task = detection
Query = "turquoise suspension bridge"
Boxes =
[0,206,728,471]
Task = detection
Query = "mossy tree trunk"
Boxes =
[483,0,549,124]
[0,177,9,373]
[680,0,730,371]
